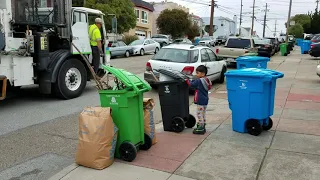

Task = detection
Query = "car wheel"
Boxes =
[140,49,145,56]
[218,66,226,84]
[124,51,130,58]
[154,47,159,54]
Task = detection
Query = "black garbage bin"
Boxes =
[156,69,196,133]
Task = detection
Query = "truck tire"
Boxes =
[53,58,87,99]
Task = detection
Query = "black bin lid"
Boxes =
[156,69,186,81]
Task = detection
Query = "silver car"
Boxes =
[199,37,215,47]
[129,39,161,56]
[109,41,133,58]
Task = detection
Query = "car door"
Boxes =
[118,41,127,55]
[144,40,151,52]
[148,40,157,51]
[206,48,221,79]
[111,42,120,56]
[200,49,214,80]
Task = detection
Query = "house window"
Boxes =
[141,11,148,24]
[135,9,140,22]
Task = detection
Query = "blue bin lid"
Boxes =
[225,68,284,80]
[236,56,270,62]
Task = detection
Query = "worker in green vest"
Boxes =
[89,18,104,74]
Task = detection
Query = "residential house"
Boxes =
[202,16,237,37]
[190,14,205,36]
[237,27,252,37]
[128,0,155,39]
[152,0,189,35]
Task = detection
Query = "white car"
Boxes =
[317,64,320,77]
[198,37,215,47]
[144,44,227,85]
[129,39,160,56]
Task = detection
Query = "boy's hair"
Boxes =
[196,65,208,75]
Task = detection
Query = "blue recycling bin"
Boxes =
[236,56,270,69]
[301,40,311,54]
[225,68,284,136]
[296,38,303,46]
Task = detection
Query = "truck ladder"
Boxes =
[0,75,7,100]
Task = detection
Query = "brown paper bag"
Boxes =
[76,107,118,170]
[143,98,157,145]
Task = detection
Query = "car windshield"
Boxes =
[255,39,270,44]
[226,38,251,48]
[173,39,183,42]
[312,35,320,40]
[130,40,144,45]
[152,48,190,63]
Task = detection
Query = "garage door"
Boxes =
[135,30,146,40]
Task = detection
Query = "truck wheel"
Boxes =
[53,58,87,99]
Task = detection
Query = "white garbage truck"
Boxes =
[0,0,110,100]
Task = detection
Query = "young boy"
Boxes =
[186,65,212,134]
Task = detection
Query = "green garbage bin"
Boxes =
[99,65,151,162]
[280,43,288,56]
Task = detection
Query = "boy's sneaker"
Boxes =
[193,124,206,135]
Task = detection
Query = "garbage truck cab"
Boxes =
[0,0,110,100]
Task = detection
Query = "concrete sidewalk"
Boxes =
[50,48,320,180]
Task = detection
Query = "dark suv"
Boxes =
[266,37,280,52]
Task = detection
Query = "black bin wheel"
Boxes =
[119,142,137,162]
[263,118,273,131]
[172,117,185,133]
[140,133,152,150]
[185,114,196,128]
[246,119,262,136]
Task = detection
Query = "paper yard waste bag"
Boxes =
[143,98,157,145]
[76,107,118,170]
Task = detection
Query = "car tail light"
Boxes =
[245,50,249,53]
[311,44,315,49]
[265,45,270,48]
[182,66,194,75]
[312,39,317,42]
[216,48,219,54]
[146,62,152,71]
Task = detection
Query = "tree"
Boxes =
[309,11,320,34]
[156,9,191,39]
[288,24,304,38]
[187,23,200,41]
[85,0,136,34]
[291,14,311,32]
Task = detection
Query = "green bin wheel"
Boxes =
[140,133,152,151]
[119,142,137,162]
[246,119,262,136]
[172,117,185,133]
[263,118,273,131]
[185,114,196,128]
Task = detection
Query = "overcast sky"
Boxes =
[145,0,317,37]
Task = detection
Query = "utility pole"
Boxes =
[273,20,278,37]
[209,0,215,36]
[250,0,256,37]
[262,3,269,38]
[316,0,319,12]
[285,0,293,43]
[239,0,243,36]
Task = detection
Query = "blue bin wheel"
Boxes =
[119,141,137,162]
[185,114,196,128]
[140,133,152,151]
[246,119,263,136]
[172,117,185,133]
[263,118,273,131]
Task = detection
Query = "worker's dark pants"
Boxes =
[91,46,100,73]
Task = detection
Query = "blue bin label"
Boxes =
[239,80,248,89]
[257,63,261,68]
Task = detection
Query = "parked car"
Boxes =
[108,41,133,58]
[215,37,257,65]
[266,37,280,52]
[309,42,320,57]
[144,44,227,86]
[171,38,193,45]
[151,34,171,47]
[317,64,320,77]
[216,35,228,45]
[254,39,275,57]
[198,37,215,47]
[311,34,320,44]
[129,39,160,56]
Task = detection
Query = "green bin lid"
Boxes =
[102,65,151,92]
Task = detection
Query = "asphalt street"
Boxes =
[0,50,223,179]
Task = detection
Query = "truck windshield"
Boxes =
[226,39,251,48]
[152,48,190,63]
